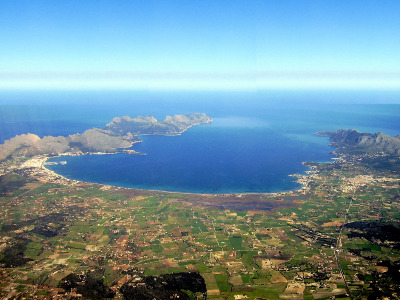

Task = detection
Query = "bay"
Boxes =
[1,90,400,193]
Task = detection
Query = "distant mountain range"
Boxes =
[0,113,212,161]
[317,129,400,155]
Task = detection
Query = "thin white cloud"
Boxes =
[0,71,399,90]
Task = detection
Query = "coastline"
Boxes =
[16,152,322,197]
[39,158,313,215]
[0,120,332,197]
[0,112,330,196]
[0,119,219,194]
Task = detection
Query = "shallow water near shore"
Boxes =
[1,90,400,193]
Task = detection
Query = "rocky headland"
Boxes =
[316,129,400,155]
[106,113,211,136]
[0,113,212,161]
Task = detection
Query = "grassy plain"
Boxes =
[0,153,399,299]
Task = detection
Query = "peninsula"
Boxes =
[317,128,400,155]
[0,113,212,161]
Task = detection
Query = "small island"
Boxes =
[0,113,212,161]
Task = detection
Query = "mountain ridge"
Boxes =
[316,129,400,155]
[0,113,212,161]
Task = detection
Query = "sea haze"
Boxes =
[1,90,400,193]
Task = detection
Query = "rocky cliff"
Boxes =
[0,113,212,161]
[316,129,400,155]
[105,113,212,136]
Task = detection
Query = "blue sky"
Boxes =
[1,0,400,90]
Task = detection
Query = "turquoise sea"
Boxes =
[1,90,400,193]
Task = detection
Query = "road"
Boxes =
[334,193,354,300]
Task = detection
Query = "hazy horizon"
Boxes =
[1,0,400,90]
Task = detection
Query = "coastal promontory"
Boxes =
[317,129,400,155]
[106,113,211,136]
[0,113,212,161]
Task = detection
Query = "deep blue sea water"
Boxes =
[1,90,400,193]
